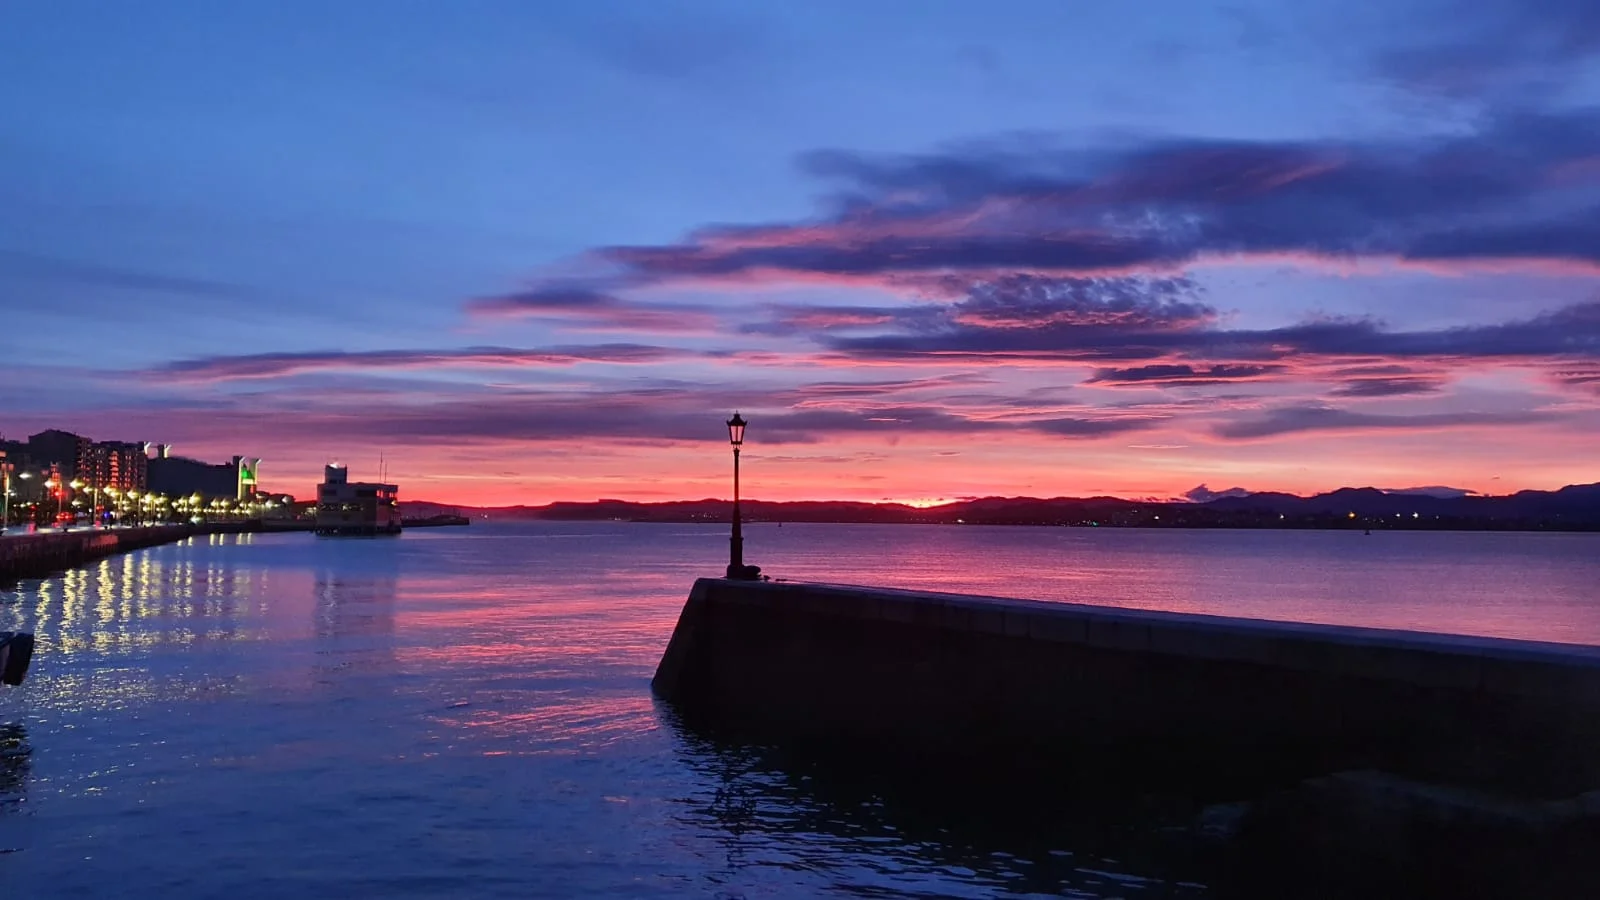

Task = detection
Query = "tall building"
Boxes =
[84,441,149,493]
[147,453,262,501]
[22,430,147,493]
[25,430,90,480]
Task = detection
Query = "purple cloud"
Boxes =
[1329,377,1444,398]
[466,286,719,333]
[568,109,1600,290]
[1031,416,1161,437]
[1377,0,1600,99]
[142,344,696,382]
[823,282,1600,370]
[1213,405,1561,440]
[0,248,251,300]
[1088,363,1288,387]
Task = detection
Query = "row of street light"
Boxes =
[1,471,282,530]
[11,417,754,563]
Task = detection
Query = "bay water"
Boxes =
[2,522,1597,898]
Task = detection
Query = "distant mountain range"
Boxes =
[404,482,1600,531]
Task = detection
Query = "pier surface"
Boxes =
[653,577,1600,798]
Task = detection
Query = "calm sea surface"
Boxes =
[2,522,1598,898]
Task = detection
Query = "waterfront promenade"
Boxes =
[0,522,277,582]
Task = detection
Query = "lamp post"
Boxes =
[45,471,60,528]
[0,456,11,532]
[725,413,759,580]
[69,480,85,526]
[15,472,31,527]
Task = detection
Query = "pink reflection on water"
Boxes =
[12,522,1598,761]
[393,569,684,748]
[748,524,1600,645]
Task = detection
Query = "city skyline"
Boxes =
[4,1,1599,506]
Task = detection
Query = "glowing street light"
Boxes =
[724,412,759,580]
[0,454,11,531]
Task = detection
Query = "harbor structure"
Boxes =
[654,578,1600,793]
[653,578,1600,892]
[148,449,262,502]
[315,464,399,535]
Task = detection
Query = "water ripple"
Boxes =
[4,522,1590,896]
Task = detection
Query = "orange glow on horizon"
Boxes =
[232,426,1598,509]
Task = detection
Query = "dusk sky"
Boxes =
[3,0,1598,505]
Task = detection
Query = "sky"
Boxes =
[2,0,1598,505]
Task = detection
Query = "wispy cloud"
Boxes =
[822,286,1600,369]
[465,285,720,333]
[0,248,252,300]
[1213,405,1561,440]
[1328,377,1444,397]
[1087,363,1288,387]
[142,344,697,382]
[538,109,1600,293]
[1376,0,1600,101]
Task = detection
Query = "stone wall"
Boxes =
[654,578,1600,798]
[0,523,256,582]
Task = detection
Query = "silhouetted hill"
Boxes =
[1205,483,1600,525]
[435,482,1600,531]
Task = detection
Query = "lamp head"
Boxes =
[726,412,747,447]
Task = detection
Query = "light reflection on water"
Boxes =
[756,523,1600,644]
[0,522,1596,897]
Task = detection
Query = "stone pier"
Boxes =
[654,578,1600,892]
[653,577,1600,798]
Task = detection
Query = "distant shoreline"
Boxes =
[404,482,1600,533]
[475,517,1600,533]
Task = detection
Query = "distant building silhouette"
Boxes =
[2,430,149,493]
[148,452,262,501]
[315,464,399,535]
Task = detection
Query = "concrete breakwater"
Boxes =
[654,578,1600,795]
[653,578,1600,892]
[0,523,259,582]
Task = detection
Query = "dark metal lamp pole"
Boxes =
[725,413,757,580]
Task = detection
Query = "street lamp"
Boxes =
[725,412,759,580]
[0,456,11,532]
[45,474,61,527]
